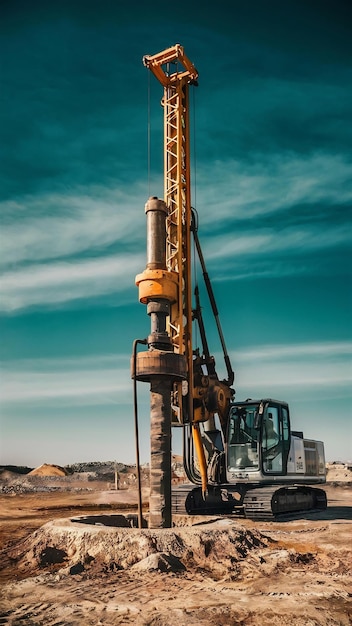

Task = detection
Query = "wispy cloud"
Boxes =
[236,341,352,360]
[229,341,352,394]
[2,153,350,271]
[0,186,148,268]
[1,342,350,407]
[1,151,350,311]
[0,354,132,406]
[196,152,352,223]
[206,222,349,261]
[0,253,143,312]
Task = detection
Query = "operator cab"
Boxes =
[227,399,291,475]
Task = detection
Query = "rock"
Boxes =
[132,552,186,572]
[69,562,85,575]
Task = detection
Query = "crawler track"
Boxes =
[172,484,327,520]
[243,485,327,520]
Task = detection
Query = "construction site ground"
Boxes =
[0,467,351,625]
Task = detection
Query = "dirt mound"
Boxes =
[131,552,186,573]
[0,469,20,481]
[6,516,272,580]
[28,464,68,477]
[326,463,352,484]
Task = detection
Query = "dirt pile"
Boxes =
[6,516,272,580]
[0,470,21,481]
[326,462,352,484]
[28,464,68,477]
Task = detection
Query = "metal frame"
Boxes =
[143,45,199,424]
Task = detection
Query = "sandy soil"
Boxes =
[0,482,351,626]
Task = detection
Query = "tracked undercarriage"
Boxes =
[172,483,327,521]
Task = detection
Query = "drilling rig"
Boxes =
[132,45,327,528]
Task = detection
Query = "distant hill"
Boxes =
[0,465,33,475]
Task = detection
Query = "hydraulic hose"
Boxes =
[132,338,147,529]
[191,208,235,387]
[183,423,202,485]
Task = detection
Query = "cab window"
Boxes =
[262,404,290,474]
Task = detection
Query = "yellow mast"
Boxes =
[143,45,198,425]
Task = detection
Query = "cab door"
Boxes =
[261,403,290,475]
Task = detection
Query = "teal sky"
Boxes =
[1,0,351,467]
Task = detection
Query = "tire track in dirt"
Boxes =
[1,553,352,626]
[0,486,351,625]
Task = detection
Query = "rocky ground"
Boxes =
[0,463,351,625]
